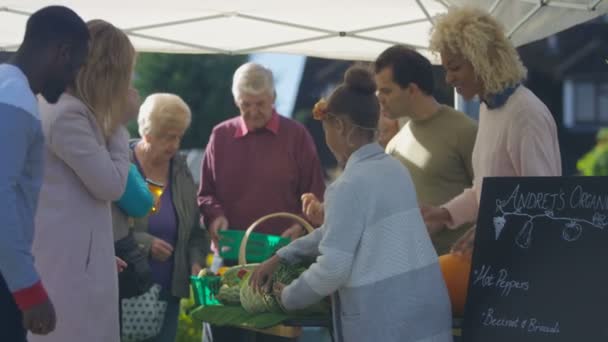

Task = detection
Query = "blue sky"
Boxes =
[249,53,307,118]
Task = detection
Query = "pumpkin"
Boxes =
[438,253,471,316]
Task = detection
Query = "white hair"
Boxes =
[137,93,191,137]
[231,62,276,100]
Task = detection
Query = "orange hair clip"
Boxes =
[312,99,328,120]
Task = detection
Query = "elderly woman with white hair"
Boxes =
[421,6,562,256]
[198,62,325,341]
[114,93,209,342]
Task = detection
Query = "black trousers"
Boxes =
[0,272,27,342]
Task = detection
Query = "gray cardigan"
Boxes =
[277,143,453,342]
[113,146,209,298]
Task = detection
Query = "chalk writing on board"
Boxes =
[472,265,530,296]
[492,185,608,248]
[481,307,560,334]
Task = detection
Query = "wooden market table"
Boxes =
[194,212,333,339]
[193,212,461,341]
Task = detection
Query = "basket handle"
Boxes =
[238,212,314,265]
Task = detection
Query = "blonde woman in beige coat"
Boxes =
[31,20,138,342]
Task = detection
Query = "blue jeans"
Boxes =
[143,289,180,342]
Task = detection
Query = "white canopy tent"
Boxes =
[1,0,607,62]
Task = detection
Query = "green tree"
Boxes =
[132,53,248,149]
[577,128,608,176]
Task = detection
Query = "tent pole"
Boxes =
[416,0,435,25]
[508,1,545,38]
[234,34,335,54]
[518,0,600,10]
[124,14,226,32]
[0,7,31,16]
[126,32,229,53]
[236,13,334,34]
[489,0,503,14]
[436,0,451,9]
[233,14,430,54]
[349,18,428,34]
[588,0,604,10]
[545,1,593,10]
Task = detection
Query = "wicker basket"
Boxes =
[238,212,314,265]
[237,212,315,338]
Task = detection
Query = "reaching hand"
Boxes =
[301,193,324,226]
[191,262,203,276]
[150,238,174,262]
[249,255,282,294]
[420,205,451,235]
[116,256,127,273]
[281,224,305,241]
[209,216,229,250]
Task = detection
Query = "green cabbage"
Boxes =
[221,264,259,287]
[239,272,271,314]
[217,284,242,306]
[239,261,330,315]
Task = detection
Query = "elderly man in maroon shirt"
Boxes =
[198,62,325,255]
[198,62,325,342]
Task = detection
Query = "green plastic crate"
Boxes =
[218,230,290,263]
[190,275,221,307]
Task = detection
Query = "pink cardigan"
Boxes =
[444,86,562,227]
[31,94,129,342]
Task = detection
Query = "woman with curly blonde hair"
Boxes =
[422,6,562,255]
[31,19,139,342]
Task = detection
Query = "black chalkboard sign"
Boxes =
[463,177,608,342]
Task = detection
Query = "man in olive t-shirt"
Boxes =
[375,45,477,254]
